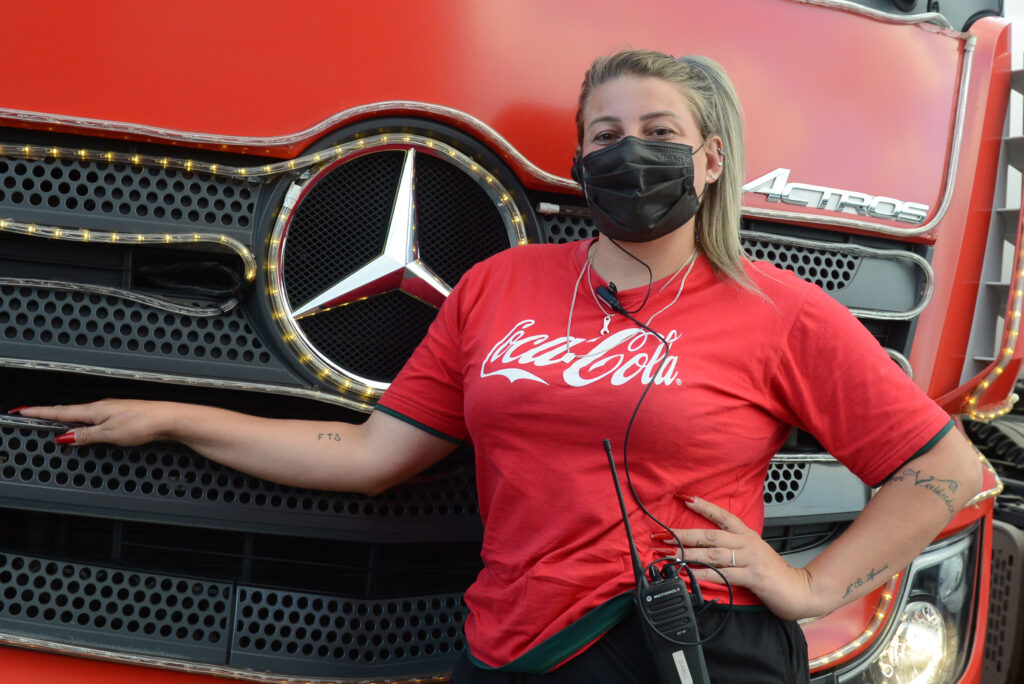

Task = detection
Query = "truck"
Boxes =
[0,0,1020,682]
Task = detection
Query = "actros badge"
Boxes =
[743,168,929,225]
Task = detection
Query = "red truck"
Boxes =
[0,1,1020,682]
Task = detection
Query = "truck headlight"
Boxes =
[837,523,980,683]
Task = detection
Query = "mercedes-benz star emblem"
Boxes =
[292,148,451,319]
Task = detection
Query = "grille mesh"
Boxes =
[0,550,231,663]
[0,284,272,365]
[763,462,808,504]
[231,588,466,676]
[280,149,515,384]
[0,157,257,229]
[539,214,860,293]
[0,424,479,534]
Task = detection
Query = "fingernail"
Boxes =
[55,432,76,445]
[653,547,677,557]
[650,531,674,541]
[8,406,28,414]
[675,493,697,503]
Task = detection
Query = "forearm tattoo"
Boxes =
[843,564,889,598]
[317,432,343,441]
[889,467,959,514]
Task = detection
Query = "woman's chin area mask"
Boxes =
[572,136,703,243]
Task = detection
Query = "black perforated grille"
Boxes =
[0,424,479,536]
[743,235,858,292]
[0,551,231,662]
[539,213,862,293]
[0,156,257,228]
[231,588,466,676]
[763,462,808,504]
[280,148,514,385]
[0,284,272,365]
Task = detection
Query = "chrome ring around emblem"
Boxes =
[266,133,527,405]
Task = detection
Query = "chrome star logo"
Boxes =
[291,148,451,319]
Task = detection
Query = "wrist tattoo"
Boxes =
[889,467,958,514]
[317,432,343,442]
[843,564,889,598]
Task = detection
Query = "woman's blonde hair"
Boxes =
[576,49,750,286]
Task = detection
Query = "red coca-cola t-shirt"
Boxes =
[376,239,951,671]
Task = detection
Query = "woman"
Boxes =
[18,50,981,683]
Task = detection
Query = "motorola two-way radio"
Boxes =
[603,439,710,684]
[595,283,729,684]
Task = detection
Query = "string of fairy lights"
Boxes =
[962,214,1024,421]
[807,576,900,671]
[0,134,527,407]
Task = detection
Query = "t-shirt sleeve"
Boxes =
[765,283,952,487]
[374,269,473,443]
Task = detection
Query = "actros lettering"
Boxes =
[479,320,680,387]
[743,168,929,225]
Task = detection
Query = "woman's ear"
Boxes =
[703,135,725,185]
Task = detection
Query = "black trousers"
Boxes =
[450,605,810,684]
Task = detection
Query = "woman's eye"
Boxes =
[593,131,619,143]
[648,127,675,138]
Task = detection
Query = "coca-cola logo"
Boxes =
[479,320,680,387]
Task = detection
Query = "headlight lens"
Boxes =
[837,524,979,683]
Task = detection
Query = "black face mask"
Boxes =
[571,136,703,242]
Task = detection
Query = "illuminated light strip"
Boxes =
[807,576,901,672]
[0,278,238,317]
[0,630,447,683]
[0,357,375,411]
[0,218,257,282]
[0,139,526,243]
[265,134,527,406]
[963,241,1024,422]
[965,449,1004,507]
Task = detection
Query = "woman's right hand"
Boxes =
[17,399,180,447]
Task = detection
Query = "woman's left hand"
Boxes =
[652,495,819,620]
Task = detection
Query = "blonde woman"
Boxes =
[20,50,981,683]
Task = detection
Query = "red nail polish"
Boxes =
[8,406,28,414]
[653,547,677,557]
[650,531,673,541]
[55,432,76,445]
[675,493,697,503]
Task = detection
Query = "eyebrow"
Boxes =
[586,110,683,130]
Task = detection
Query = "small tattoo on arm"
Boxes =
[317,433,342,442]
[843,564,889,598]
[889,467,959,514]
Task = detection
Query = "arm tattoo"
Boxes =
[843,564,889,598]
[317,432,343,442]
[889,467,958,514]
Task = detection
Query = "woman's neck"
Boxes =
[589,225,697,290]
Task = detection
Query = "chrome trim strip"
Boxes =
[742,230,935,320]
[0,631,448,683]
[0,278,238,317]
[742,34,974,237]
[0,101,578,192]
[772,453,837,464]
[885,348,913,378]
[792,0,954,30]
[0,357,373,411]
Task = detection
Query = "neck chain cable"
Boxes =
[564,249,698,360]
